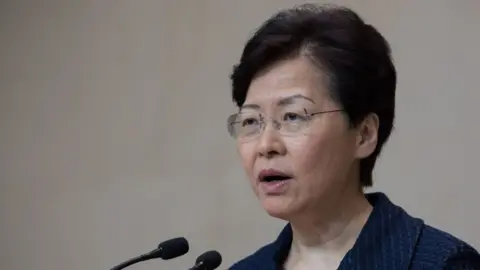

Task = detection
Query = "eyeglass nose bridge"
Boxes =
[258,116,283,134]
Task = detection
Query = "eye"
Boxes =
[241,117,259,127]
[283,112,306,122]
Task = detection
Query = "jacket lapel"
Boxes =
[338,193,424,270]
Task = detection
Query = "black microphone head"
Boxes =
[195,250,222,270]
[156,237,189,259]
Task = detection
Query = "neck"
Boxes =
[287,188,372,267]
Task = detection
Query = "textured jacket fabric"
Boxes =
[229,192,480,269]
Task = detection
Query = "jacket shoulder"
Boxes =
[412,225,480,269]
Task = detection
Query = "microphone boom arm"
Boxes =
[110,249,158,270]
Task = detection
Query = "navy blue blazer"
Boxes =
[229,192,480,269]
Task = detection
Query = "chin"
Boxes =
[260,196,298,220]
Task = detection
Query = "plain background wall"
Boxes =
[1,1,479,269]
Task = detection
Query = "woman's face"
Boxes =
[236,57,371,220]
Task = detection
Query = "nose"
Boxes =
[256,123,287,158]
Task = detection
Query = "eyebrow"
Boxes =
[240,94,315,111]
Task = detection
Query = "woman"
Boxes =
[226,4,480,270]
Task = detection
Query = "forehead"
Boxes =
[244,57,329,107]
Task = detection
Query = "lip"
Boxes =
[259,180,291,195]
[257,168,293,195]
[257,168,292,182]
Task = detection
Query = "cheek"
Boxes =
[237,142,256,178]
[286,132,355,184]
[286,135,329,175]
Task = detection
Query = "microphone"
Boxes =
[188,250,222,270]
[110,237,189,270]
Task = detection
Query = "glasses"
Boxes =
[227,108,343,142]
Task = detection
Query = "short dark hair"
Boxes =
[230,4,396,187]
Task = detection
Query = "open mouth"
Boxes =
[258,169,292,194]
[258,169,293,183]
[261,175,292,182]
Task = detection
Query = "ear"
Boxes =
[355,113,379,159]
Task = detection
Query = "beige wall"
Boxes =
[1,1,479,269]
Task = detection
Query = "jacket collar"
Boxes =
[268,192,424,270]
